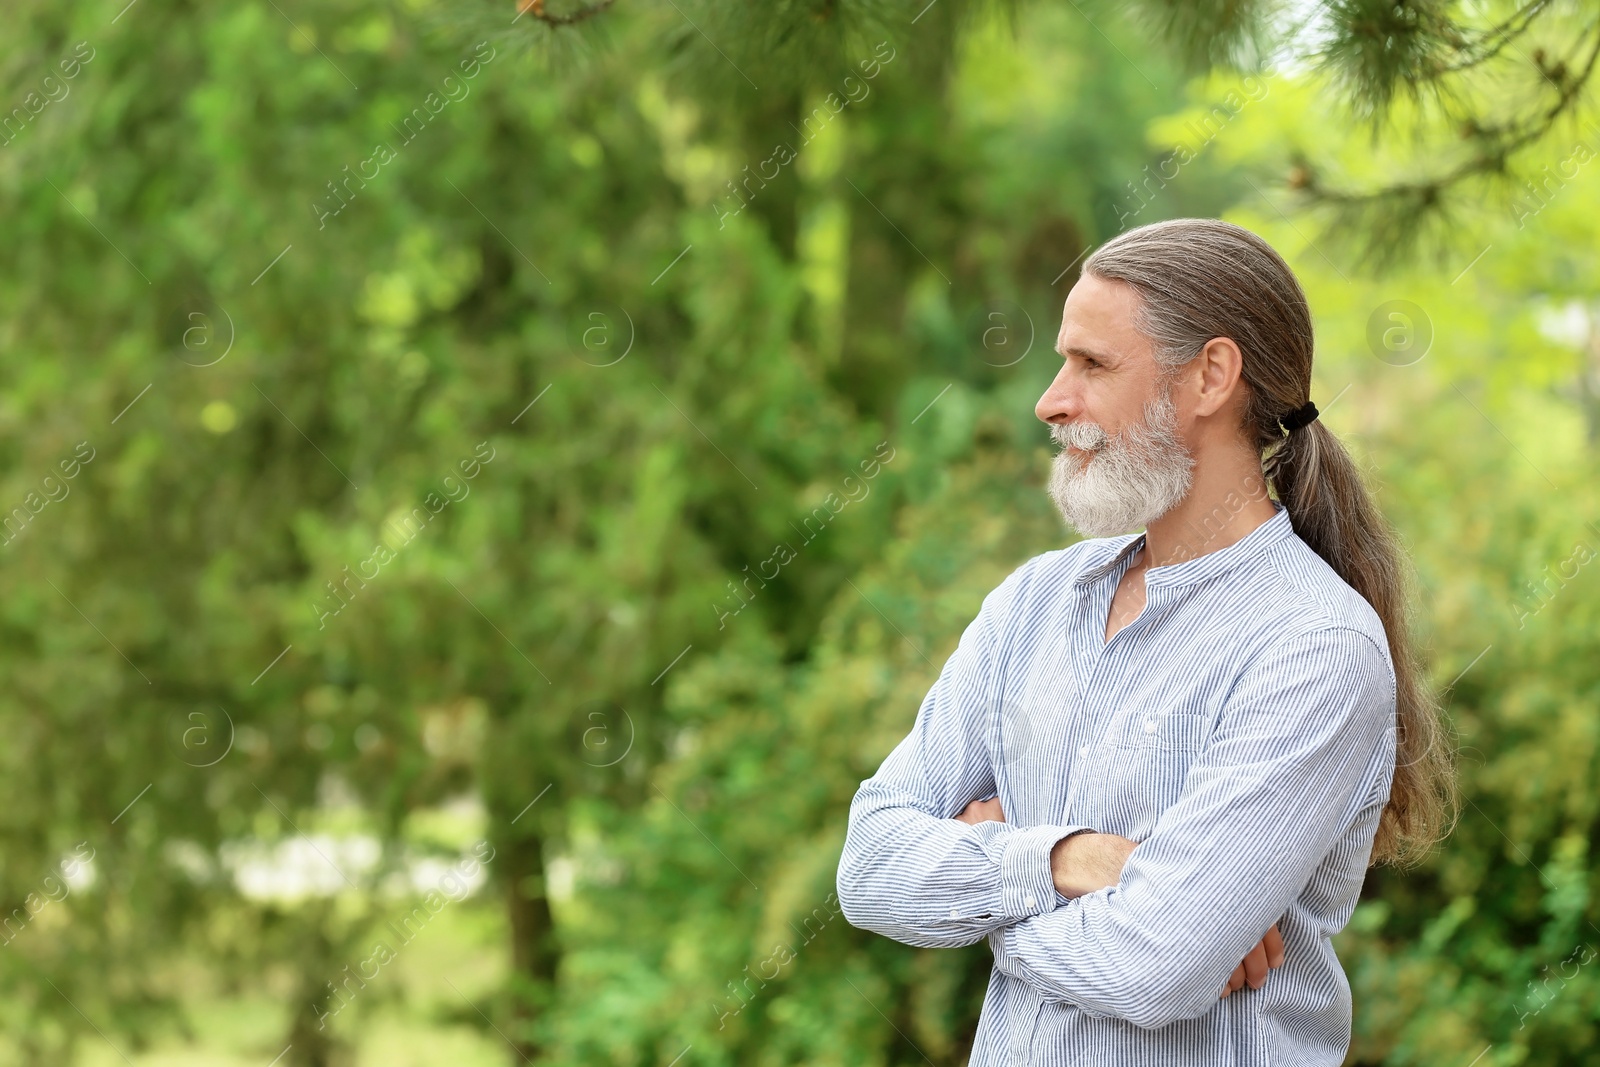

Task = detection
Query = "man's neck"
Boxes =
[1141,452,1277,569]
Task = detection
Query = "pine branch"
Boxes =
[1439,0,1552,74]
[1316,0,1462,117]
[1291,13,1600,268]
[1119,0,1276,71]
[516,0,615,26]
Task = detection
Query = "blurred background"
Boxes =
[1,0,1598,1064]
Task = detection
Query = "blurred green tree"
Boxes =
[1,2,1597,1066]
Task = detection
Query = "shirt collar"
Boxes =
[1072,503,1294,591]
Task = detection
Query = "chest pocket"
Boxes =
[1072,704,1213,840]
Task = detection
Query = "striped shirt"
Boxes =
[836,505,1397,1066]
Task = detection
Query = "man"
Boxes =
[836,218,1454,1065]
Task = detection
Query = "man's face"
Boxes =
[1037,273,1195,537]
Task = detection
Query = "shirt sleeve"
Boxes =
[989,625,1397,1028]
[836,557,1094,949]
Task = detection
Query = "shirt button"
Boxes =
[1143,718,1156,733]
[1078,744,1090,757]
[1023,894,1036,909]
[949,907,959,918]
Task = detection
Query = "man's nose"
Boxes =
[1035,368,1081,425]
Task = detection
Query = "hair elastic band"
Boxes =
[1279,401,1318,433]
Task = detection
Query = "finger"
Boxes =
[1243,941,1270,989]
[1220,963,1244,998]
[1265,923,1285,968]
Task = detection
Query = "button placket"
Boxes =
[1061,564,1134,831]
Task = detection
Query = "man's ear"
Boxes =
[1191,336,1244,418]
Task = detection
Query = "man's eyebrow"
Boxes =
[1056,343,1118,363]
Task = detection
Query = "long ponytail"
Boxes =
[1266,420,1457,865]
[1084,218,1458,866]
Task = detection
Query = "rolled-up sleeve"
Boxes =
[990,625,1396,1027]
[837,558,1093,948]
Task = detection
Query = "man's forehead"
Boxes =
[1056,277,1150,356]
[1061,273,1142,321]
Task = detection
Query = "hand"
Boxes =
[1048,831,1139,898]
[1219,923,1285,999]
[955,796,1005,825]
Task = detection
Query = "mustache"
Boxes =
[1050,420,1108,452]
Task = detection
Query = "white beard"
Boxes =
[1046,387,1194,538]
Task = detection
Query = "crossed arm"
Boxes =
[953,796,1285,999]
[835,568,1395,1029]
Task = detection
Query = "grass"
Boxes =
[73,904,515,1066]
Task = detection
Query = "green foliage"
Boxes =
[0,1,1596,1065]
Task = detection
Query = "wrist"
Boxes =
[1049,830,1095,899]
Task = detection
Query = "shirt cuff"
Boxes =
[997,824,1094,917]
